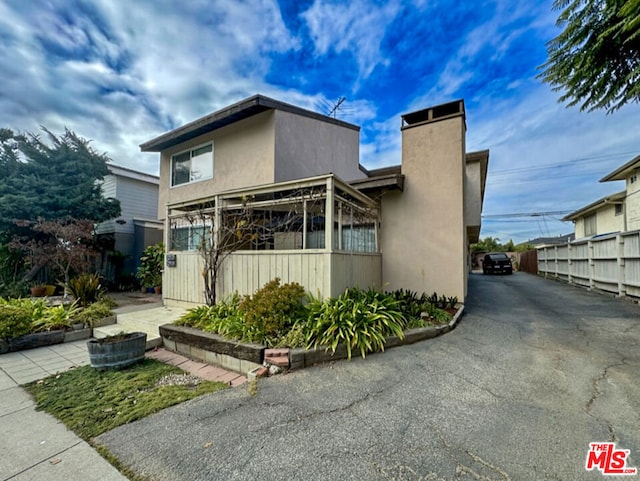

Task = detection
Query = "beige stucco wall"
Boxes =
[380,114,467,300]
[574,204,624,239]
[626,174,640,230]
[465,160,482,231]
[273,110,364,183]
[157,111,276,219]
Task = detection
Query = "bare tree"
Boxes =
[173,188,327,305]
[13,218,97,290]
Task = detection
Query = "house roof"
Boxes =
[562,190,626,221]
[600,154,640,182]
[350,168,405,193]
[523,233,575,246]
[140,94,360,152]
[107,163,159,184]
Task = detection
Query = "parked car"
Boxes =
[482,252,513,275]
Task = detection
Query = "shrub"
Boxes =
[274,322,307,349]
[0,304,33,339]
[137,243,164,288]
[71,300,114,327]
[239,278,306,345]
[387,288,428,322]
[65,273,103,307]
[175,294,247,340]
[32,304,79,332]
[422,303,451,325]
[305,287,406,359]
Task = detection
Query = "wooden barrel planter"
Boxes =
[87,332,147,371]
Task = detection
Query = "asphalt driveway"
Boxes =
[97,273,640,480]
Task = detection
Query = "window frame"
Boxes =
[170,142,214,187]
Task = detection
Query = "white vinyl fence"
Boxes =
[537,230,640,299]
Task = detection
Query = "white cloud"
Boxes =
[301,0,401,84]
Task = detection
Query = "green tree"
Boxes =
[539,0,640,113]
[0,128,120,227]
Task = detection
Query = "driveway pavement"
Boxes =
[96,273,640,481]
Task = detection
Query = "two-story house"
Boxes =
[563,154,640,238]
[140,94,488,307]
[96,164,163,279]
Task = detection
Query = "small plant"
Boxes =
[247,378,258,397]
[387,288,428,322]
[274,322,307,348]
[239,278,306,345]
[137,243,164,288]
[176,294,244,335]
[65,273,103,307]
[422,304,451,325]
[32,304,79,332]
[447,296,458,309]
[305,287,406,359]
[71,300,114,327]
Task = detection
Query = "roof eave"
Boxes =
[140,94,360,152]
[600,154,640,182]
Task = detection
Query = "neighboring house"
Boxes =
[523,234,575,247]
[96,164,163,279]
[563,154,640,238]
[140,94,489,307]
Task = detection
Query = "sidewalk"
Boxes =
[0,340,128,481]
[0,337,246,481]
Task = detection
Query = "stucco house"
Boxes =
[95,164,163,279]
[140,94,488,307]
[563,154,640,239]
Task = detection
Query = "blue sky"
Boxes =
[1,0,638,243]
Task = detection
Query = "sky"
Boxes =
[0,0,638,244]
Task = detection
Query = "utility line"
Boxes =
[488,151,637,176]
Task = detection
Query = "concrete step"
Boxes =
[93,306,186,350]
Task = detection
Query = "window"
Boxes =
[171,143,213,186]
[584,213,597,236]
[630,175,637,185]
[615,204,623,216]
[170,225,210,251]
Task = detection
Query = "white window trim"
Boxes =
[170,142,214,187]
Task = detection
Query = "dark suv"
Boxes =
[482,252,513,275]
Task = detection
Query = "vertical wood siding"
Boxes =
[164,250,382,306]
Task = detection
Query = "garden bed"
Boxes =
[0,327,92,354]
[159,304,464,373]
[0,314,116,355]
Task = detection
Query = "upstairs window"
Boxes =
[615,204,623,216]
[171,143,213,186]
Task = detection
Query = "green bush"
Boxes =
[32,304,79,332]
[0,304,33,339]
[66,273,103,307]
[305,287,406,359]
[274,322,307,348]
[0,298,84,337]
[137,243,164,287]
[422,303,451,325]
[239,278,306,345]
[176,294,247,340]
[71,300,113,327]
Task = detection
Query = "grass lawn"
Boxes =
[24,359,228,440]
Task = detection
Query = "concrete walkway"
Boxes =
[0,340,127,481]
[0,323,245,481]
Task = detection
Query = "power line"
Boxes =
[482,210,572,218]
[488,151,637,176]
